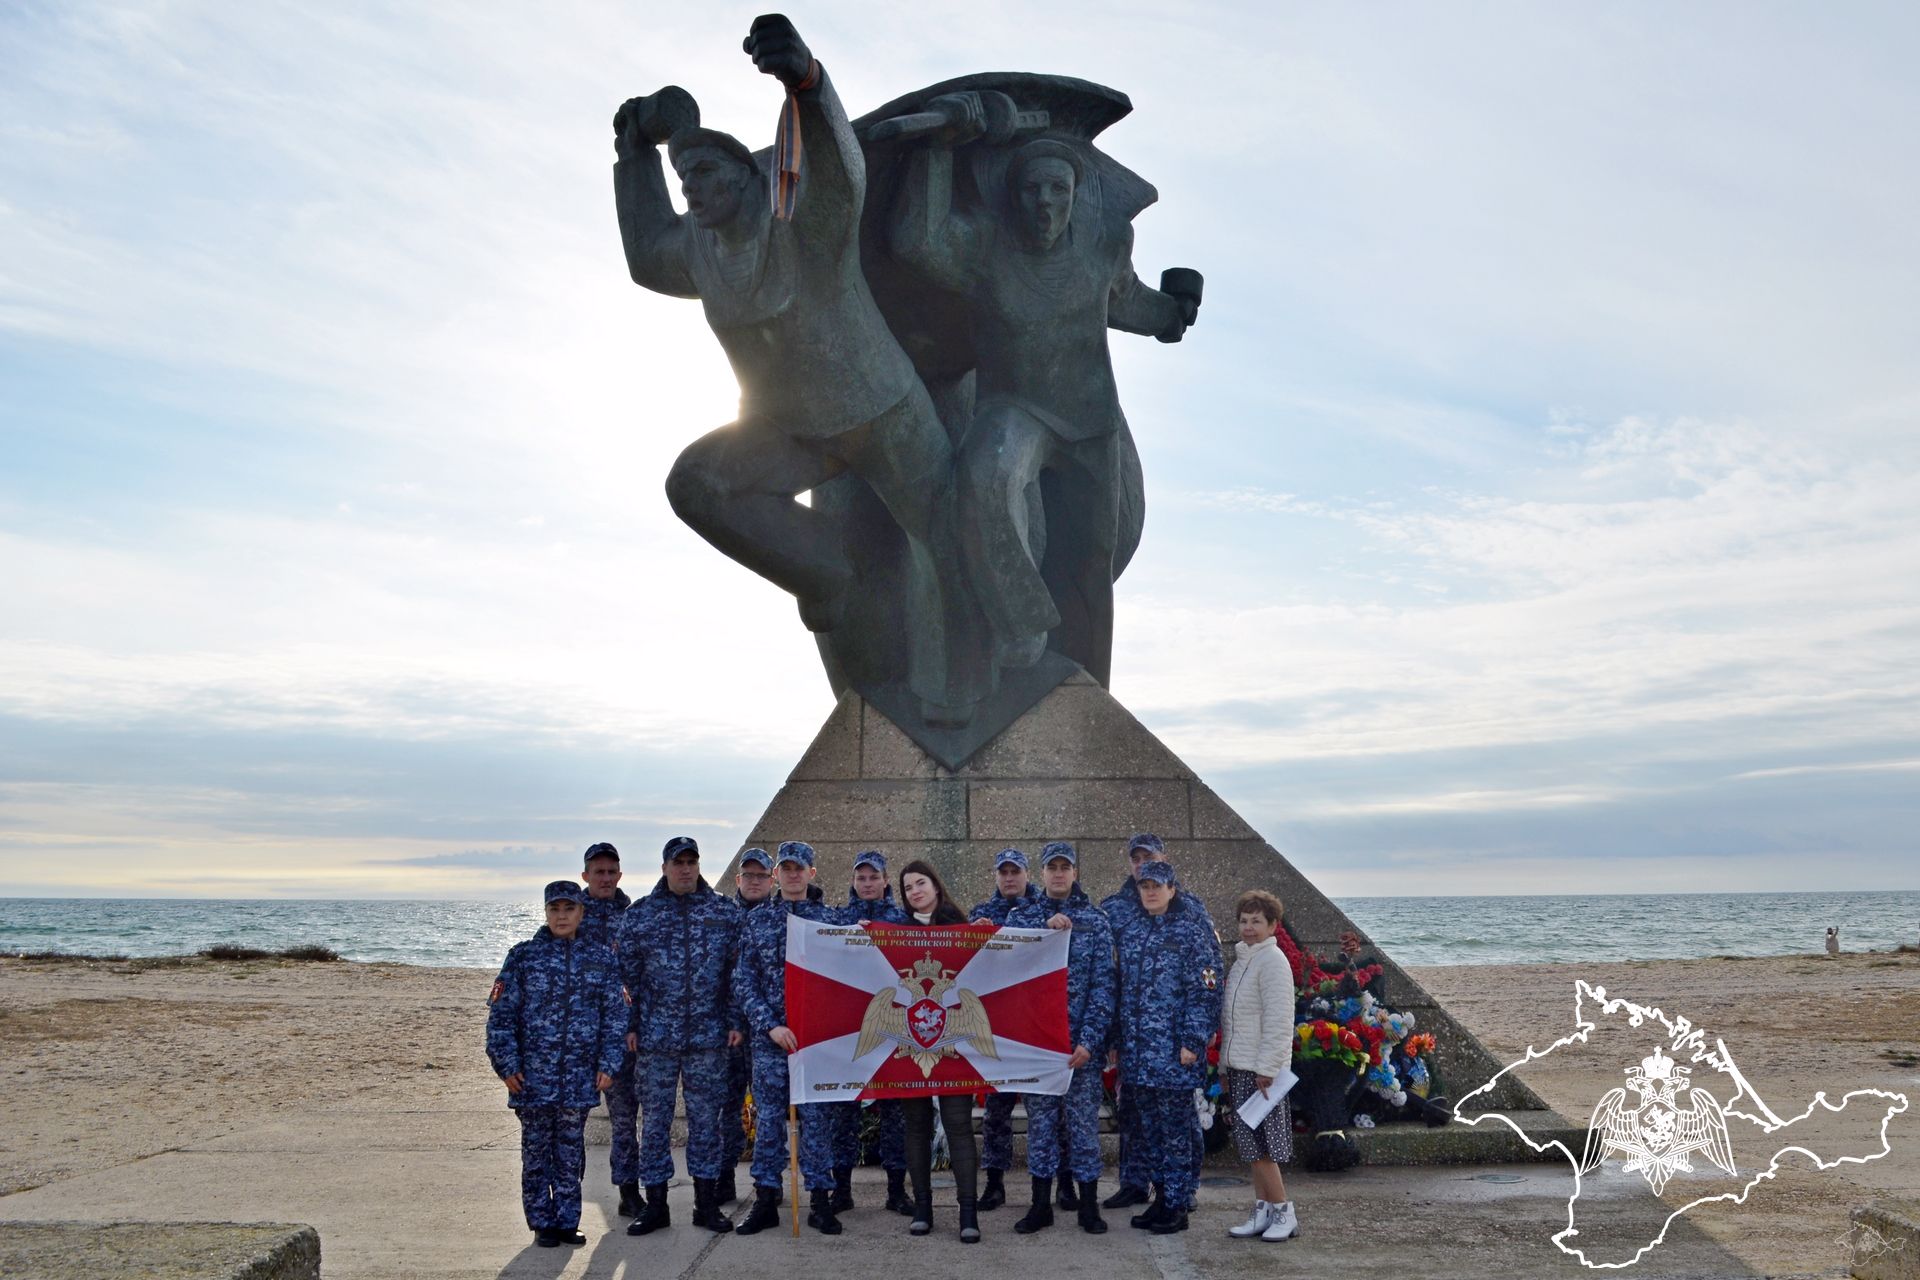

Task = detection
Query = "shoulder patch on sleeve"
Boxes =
[1201,967,1219,991]
[489,979,505,1004]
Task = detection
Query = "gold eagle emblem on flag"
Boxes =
[856,954,999,1078]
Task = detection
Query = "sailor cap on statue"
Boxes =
[737,847,774,871]
[776,840,816,868]
[545,880,589,905]
[1134,860,1176,885]
[1039,840,1076,866]
[1127,832,1165,856]
[993,847,1029,871]
[662,835,699,860]
[853,850,888,873]
[583,842,620,867]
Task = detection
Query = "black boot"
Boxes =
[716,1167,738,1205]
[885,1168,912,1215]
[1077,1181,1107,1234]
[977,1167,1006,1211]
[910,1183,933,1236]
[1103,1183,1149,1209]
[807,1187,843,1235]
[616,1181,642,1217]
[958,1194,981,1243]
[692,1177,733,1233]
[1130,1192,1169,1230]
[734,1186,780,1236]
[535,1226,586,1247]
[1057,1178,1079,1210]
[1014,1176,1054,1234]
[625,1182,671,1236]
[831,1164,855,1213]
[1149,1208,1190,1235]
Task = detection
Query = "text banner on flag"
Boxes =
[786,916,1071,1102]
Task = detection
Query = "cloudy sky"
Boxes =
[3,1,1916,899]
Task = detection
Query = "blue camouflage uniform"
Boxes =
[732,883,840,1191]
[722,878,780,1174]
[1099,867,1223,1190]
[578,885,638,1187]
[486,916,628,1232]
[832,883,909,1173]
[616,874,744,1186]
[971,880,1048,1172]
[1008,882,1115,1185]
[1112,882,1219,1212]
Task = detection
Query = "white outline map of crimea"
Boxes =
[1452,978,1911,1270]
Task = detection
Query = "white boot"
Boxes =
[1262,1200,1299,1241]
[1227,1200,1271,1238]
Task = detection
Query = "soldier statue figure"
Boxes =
[610,16,1199,766]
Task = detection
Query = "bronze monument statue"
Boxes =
[612,15,1200,766]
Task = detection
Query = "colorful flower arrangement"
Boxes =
[1279,920,1454,1163]
[1294,1018,1370,1073]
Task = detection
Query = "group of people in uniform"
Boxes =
[486,831,1294,1250]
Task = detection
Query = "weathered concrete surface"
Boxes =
[0,1103,1765,1279]
[738,678,1548,1116]
[1853,1199,1920,1279]
[0,1222,319,1280]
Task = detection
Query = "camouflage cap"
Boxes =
[993,847,1029,872]
[776,840,816,868]
[737,847,774,871]
[1126,832,1165,856]
[583,841,620,867]
[544,880,589,905]
[662,835,699,861]
[853,850,888,874]
[1039,840,1076,867]
[1134,860,1176,885]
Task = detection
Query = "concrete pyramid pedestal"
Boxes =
[737,669,1565,1162]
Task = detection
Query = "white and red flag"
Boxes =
[785,916,1071,1102]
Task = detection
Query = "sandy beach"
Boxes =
[2,949,1915,1277]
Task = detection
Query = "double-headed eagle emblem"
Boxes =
[1580,1046,1736,1193]
[856,954,998,1078]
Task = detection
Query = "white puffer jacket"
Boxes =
[1220,935,1294,1078]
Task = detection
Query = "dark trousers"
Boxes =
[903,1094,978,1206]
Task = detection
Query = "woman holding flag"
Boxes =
[895,860,985,1242]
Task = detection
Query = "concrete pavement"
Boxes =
[0,1101,1776,1280]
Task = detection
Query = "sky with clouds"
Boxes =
[3,1,1916,899]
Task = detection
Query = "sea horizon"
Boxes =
[4,889,1917,970]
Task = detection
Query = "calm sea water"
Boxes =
[2,892,1916,970]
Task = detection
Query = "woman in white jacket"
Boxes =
[1219,890,1299,1241]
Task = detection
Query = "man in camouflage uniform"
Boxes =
[968,847,1047,1210]
[1007,841,1115,1234]
[830,850,913,1214]
[1099,832,1223,1207]
[576,842,642,1215]
[616,836,744,1236]
[730,841,845,1235]
[719,846,776,1204]
[1112,861,1219,1235]
[486,880,628,1248]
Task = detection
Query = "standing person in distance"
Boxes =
[897,860,985,1242]
[1221,890,1300,1242]
[576,842,641,1216]
[1112,861,1219,1234]
[718,847,776,1205]
[1006,841,1114,1234]
[832,850,914,1215]
[485,881,627,1249]
[968,847,1045,1211]
[616,836,745,1236]
[731,841,844,1235]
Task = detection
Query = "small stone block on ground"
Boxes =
[0,1222,320,1280]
